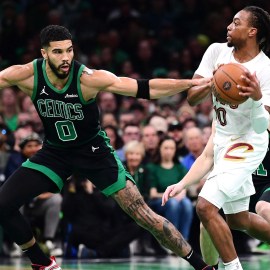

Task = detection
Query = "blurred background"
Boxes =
[0,0,269,260]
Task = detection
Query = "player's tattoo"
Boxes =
[162,219,189,250]
[81,69,93,76]
[113,181,190,256]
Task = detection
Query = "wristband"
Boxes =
[136,79,150,99]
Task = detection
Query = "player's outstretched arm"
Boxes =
[162,122,215,206]
[0,62,34,95]
[83,69,211,99]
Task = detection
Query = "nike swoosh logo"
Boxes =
[187,250,193,259]
[231,136,241,141]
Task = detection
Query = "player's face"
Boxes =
[42,40,74,79]
[226,10,254,49]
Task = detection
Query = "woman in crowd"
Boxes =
[147,136,194,240]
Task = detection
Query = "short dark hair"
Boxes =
[40,25,72,48]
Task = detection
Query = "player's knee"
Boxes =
[256,201,270,218]
[196,198,212,221]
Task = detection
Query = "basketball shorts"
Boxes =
[199,133,268,214]
[22,130,134,196]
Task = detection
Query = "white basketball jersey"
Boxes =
[195,43,270,145]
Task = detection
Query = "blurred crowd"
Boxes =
[0,0,269,259]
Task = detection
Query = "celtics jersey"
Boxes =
[31,59,101,148]
[253,130,270,184]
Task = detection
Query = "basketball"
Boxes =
[212,63,249,105]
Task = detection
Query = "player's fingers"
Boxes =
[240,74,251,85]
[237,85,250,95]
[162,187,174,206]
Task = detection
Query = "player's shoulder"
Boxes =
[257,51,270,65]
[206,42,230,53]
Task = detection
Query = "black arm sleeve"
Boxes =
[136,79,150,99]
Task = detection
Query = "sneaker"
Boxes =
[31,256,61,270]
[45,240,63,257]
[253,242,270,253]
[77,244,97,259]
[9,243,22,257]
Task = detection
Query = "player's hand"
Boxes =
[191,77,211,87]
[238,71,262,101]
[161,182,185,206]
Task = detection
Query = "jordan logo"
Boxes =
[92,146,99,152]
[40,86,49,95]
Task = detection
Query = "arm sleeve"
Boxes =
[251,98,269,134]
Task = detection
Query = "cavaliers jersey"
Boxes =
[195,43,270,145]
[253,130,270,185]
[31,59,101,148]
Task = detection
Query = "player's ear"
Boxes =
[248,27,257,38]
[40,48,47,60]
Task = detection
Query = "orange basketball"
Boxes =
[212,63,249,105]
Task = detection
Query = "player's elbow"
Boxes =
[252,116,269,133]
[251,101,269,134]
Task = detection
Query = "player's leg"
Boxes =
[255,188,270,224]
[112,180,214,270]
[226,210,270,243]
[253,187,270,251]
[0,167,61,268]
[197,175,244,270]
[196,197,237,263]
[200,223,219,268]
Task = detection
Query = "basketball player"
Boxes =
[162,6,270,270]
[0,25,213,270]
[199,124,270,269]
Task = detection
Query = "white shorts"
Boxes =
[199,175,251,214]
[199,132,268,214]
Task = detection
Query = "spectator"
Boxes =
[181,127,206,201]
[0,87,20,132]
[181,127,205,170]
[147,136,193,240]
[118,111,135,130]
[202,125,212,146]
[141,125,159,164]
[0,125,11,185]
[116,123,141,162]
[148,115,168,139]
[97,92,118,114]
[104,125,123,151]
[101,112,118,128]
[167,121,188,159]
[129,102,147,126]
[124,140,149,201]
[196,98,213,128]
[177,103,196,124]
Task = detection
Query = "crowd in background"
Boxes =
[0,0,269,259]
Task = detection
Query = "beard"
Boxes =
[47,58,72,79]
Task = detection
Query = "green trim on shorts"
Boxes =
[263,187,270,193]
[22,160,64,191]
[99,130,135,196]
